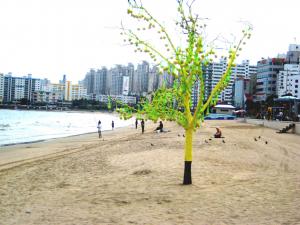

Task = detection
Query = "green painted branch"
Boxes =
[199,33,247,115]
[141,7,177,53]
[125,29,174,68]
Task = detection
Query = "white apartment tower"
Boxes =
[0,73,4,103]
[277,64,300,98]
[72,83,87,100]
[203,59,256,103]
[286,44,300,64]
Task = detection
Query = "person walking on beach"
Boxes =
[97,120,102,138]
[135,119,138,129]
[141,119,145,134]
[112,120,114,130]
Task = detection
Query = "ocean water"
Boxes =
[0,109,134,146]
[205,113,236,120]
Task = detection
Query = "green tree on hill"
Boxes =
[118,0,251,184]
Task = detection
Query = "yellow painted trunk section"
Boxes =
[184,128,193,161]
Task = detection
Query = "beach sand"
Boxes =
[0,120,300,225]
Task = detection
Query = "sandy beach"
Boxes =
[0,120,300,225]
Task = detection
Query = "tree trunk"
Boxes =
[183,128,193,185]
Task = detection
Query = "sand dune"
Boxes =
[0,120,300,225]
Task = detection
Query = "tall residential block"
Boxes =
[2,73,42,103]
[286,44,300,64]
[126,63,135,95]
[138,61,150,95]
[95,67,107,95]
[277,64,300,98]
[0,73,4,103]
[255,58,285,101]
[72,83,87,100]
[109,65,126,95]
[233,77,251,109]
[200,59,256,104]
[83,69,96,94]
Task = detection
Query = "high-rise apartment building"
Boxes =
[83,69,96,94]
[13,77,26,100]
[72,83,87,100]
[2,74,42,103]
[137,61,150,95]
[122,76,130,96]
[64,81,72,101]
[3,74,13,102]
[286,44,300,64]
[109,65,126,95]
[255,58,285,101]
[0,73,4,103]
[40,79,52,92]
[199,59,256,104]
[126,63,135,95]
[277,64,300,98]
[24,74,41,102]
[94,67,107,95]
[233,77,252,109]
[148,66,159,92]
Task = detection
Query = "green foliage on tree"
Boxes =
[119,0,252,184]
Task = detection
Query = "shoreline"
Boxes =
[0,127,123,148]
[0,109,132,147]
[0,122,146,171]
[0,107,113,113]
[0,127,131,148]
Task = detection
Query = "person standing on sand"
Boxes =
[141,119,145,134]
[112,120,114,130]
[135,119,138,129]
[97,120,102,138]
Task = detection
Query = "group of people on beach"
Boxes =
[97,118,164,138]
[97,120,115,138]
[135,119,147,134]
[135,119,164,134]
[98,118,222,139]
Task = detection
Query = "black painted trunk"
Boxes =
[183,161,192,185]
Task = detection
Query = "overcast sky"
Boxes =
[0,0,299,83]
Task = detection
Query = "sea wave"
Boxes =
[0,109,134,146]
[0,124,10,128]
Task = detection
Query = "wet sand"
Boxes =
[0,120,300,225]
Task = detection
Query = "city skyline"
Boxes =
[0,0,299,83]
